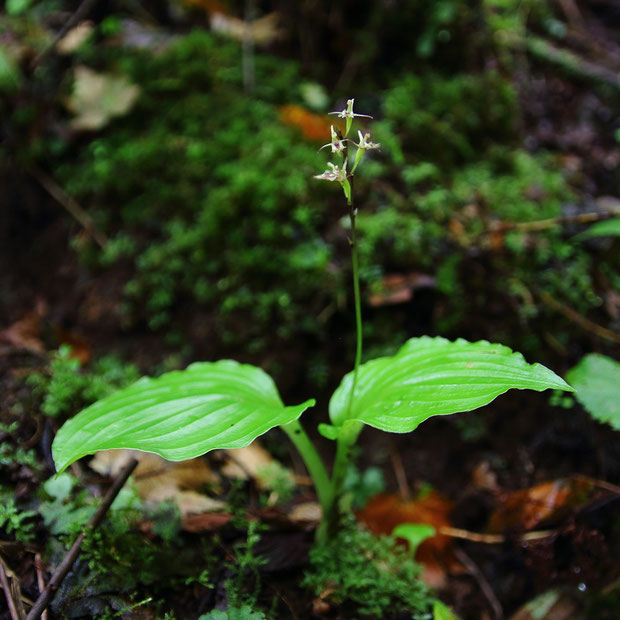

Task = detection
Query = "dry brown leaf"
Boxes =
[66,66,141,131]
[357,491,460,588]
[487,476,595,534]
[90,449,222,515]
[278,104,337,142]
[288,501,321,524]
[222,442,274,480]
[0,302,47,354]
[368,273,436,307]
[210,11,280,46]
[57,21,94,54]
[182,511,233,533]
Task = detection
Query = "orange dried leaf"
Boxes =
[278,104,337,142]
[357,491,459,587]
[487,476,595,534]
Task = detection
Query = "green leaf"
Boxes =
[433,600,460,620]
[392,523,436,556]
[52,360,314,473]
[329,337,573,432]
[566,354,620,430]
[576,217,620,240]
[6,0,34,16]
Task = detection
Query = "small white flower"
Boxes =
[314,161,348,183]
[328,99,373,120]
[319,125,346,154]
[356,130,380,150]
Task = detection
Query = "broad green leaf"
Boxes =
[329,337,573,432]
[566,354,620,430]
[576,217,620,240]
[52,360,314,474]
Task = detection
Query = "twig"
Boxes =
[33,555,47,620]
[538,290,620,344]
[30,0,100,69]
[0,555,26,620]
[389,441,411,500]
[26,457,138,620]
[573,474,620,497]
[488,210,620,234]
[439,526,555,544]
[28,167,107,249]
[521,35,620,90]
[454,546,503,620]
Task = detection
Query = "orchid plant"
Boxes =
[52,98,574,542]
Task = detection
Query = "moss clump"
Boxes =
[303,520,433,617]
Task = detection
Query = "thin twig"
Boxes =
[26,457,138,620]
[28,166,107,249]
[0,555,26,620]
[389,441,411,500]
[439,526,555,544]
[454,546,503,620]
[30,0,100,69]
[488,209,620,233]
[33,555,48,620]
[538,290,620,344]
[573,474,620,496]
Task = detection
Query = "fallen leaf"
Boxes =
[57,21,94,54]
[487,477,595,534]
[0,301,47,354]
[90,449,223,515]
[368,273,436,307]
[222,442,274,480]
[210,11,280,46]
[278,104,337,142]
[510,589,577,620]
[357,491,460,587]
[66,66,141,131]
[182,511,232,533]
[288,501,321,524]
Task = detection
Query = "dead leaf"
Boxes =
[210,11,280,46]
[357,491,460,587]
[278,104,337,142]
[471,461,500,494]
[510,589,578,620]
[0,300,47,354]
[289,501,321,524]
[487,477,595,534]
[222,442,274,480]
[182,511,233,533]
[57,21,94,54]
[90,449,223,515]
[368,273,436,307]
[66,66,140,131]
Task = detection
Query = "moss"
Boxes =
[303,519,433,618]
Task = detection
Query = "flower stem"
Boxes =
[345,192,363,419]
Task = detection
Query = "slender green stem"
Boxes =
[321,420,363,541]
[345,194,363,419]
[282,419,331,511]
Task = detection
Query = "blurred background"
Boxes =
[2,0,619,388]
